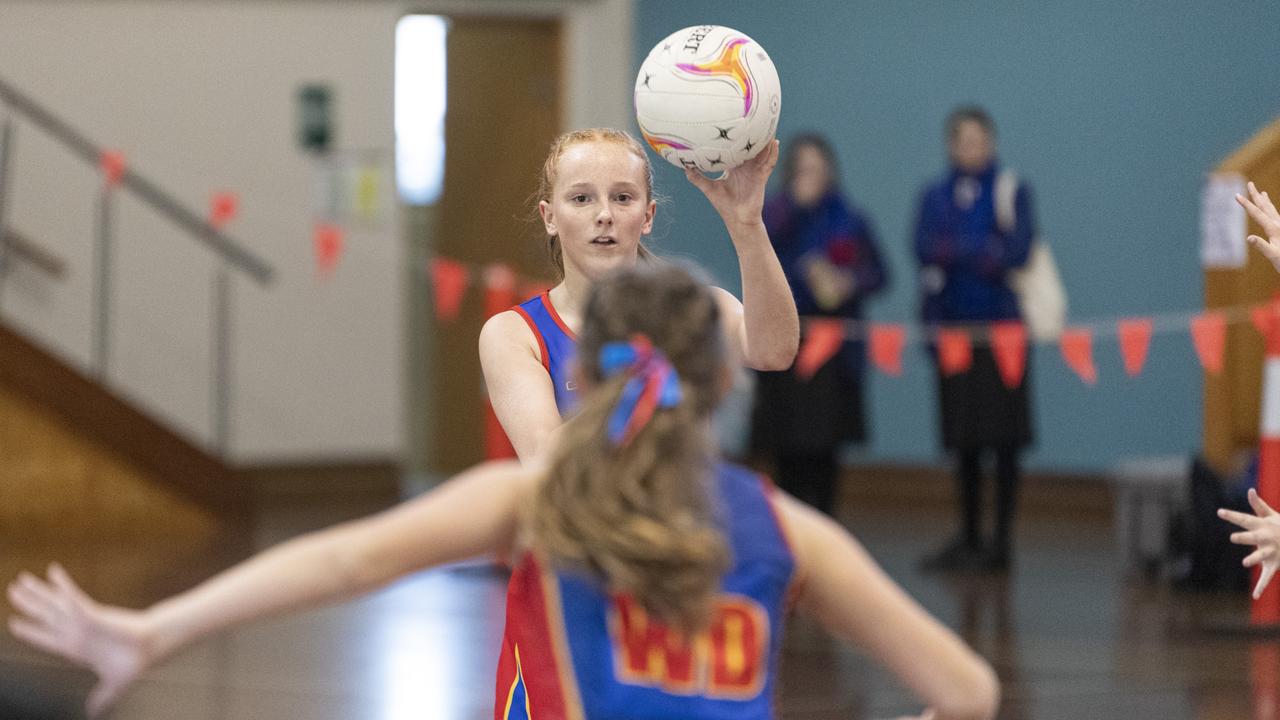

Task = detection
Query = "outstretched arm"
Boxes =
[686,140,799,371]
[1236,181,1280,272]
[1220,487,1280,599]
[777,493,999,720]
[8,461,534,717]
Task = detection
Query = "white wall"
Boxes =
[0,0,633,465]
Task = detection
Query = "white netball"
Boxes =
[634,25,782,173]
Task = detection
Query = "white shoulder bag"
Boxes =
[997,170,1067,342]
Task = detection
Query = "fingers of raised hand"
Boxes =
[1239,194,1265,223]
[750,139,779,175]
[8,572,68,624]
[1249,488,1279,518]
[1231,530,1255,545]
[1239,194,1279,229]
[1228,520,1280,543]
[9,614,68,655]
[1254,183,1277,210]
[48,563,93,608]
[1248,237,1280,272]
[1249,182,1272,209]
[1245,545,1274,566]
[1256,563,1279,600]
[1220,507,1262,529]
[1247,182,1280,225]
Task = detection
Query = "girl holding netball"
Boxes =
[480,128,799,461]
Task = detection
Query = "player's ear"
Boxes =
[539,200,556,236]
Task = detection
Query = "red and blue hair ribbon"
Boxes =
[599,335,682,447]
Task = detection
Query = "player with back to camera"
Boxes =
[8,264,998,720]
[481,127,799,463]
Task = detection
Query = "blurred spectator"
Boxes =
[750,133,888,515]
[916,107,1035,573]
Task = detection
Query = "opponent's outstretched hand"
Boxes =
[684,139,780,230]
[1219,488,1280,599]
[8,563,151,717]
[1236,181,1280,272]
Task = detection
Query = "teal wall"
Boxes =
[634,1,1280,472]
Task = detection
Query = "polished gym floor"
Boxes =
[0,482,1269,720]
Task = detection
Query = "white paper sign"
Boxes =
[1201,173,1248,269]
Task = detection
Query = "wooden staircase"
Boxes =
[0,319,251,541]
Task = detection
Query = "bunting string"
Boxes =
[424,252,1280,387]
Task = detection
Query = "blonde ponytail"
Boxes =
[532,265,730,632]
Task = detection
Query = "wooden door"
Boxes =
[429,17,561,473]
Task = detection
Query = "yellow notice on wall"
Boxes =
[314,150,390,228]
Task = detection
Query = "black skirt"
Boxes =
[935,346,1033,451]
[750,341,867,457]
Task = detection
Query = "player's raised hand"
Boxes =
[685,138,779,230]
[1236,181,1280,272]
[1219,488,1280,599]
[8,563,152,717]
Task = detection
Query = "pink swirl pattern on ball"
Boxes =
[640,130,692,154]
[675,37,755,118]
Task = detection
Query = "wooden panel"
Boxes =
[0,384,222,541]
[429,17,562,473]
[0,322,248,517]
[1204,118,1280,470]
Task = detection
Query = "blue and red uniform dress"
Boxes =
[493,463,797,719]
[512,292,579,415]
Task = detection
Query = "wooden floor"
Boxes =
[0,485,1272,720]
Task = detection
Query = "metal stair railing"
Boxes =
[0,75,276,457]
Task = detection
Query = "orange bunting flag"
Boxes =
[869,324,906,377]
[483,264,519,318]
[313,222,344,277]
[1117,318,1153,377]
[1190,311,1226,375]
[937,329,972,377]
[209,192,239,230]
[99,150,126,186]
[430,258,469,322]
[795,319,845,380]
[1060,328,1097,385]
[990,322,1028,389]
